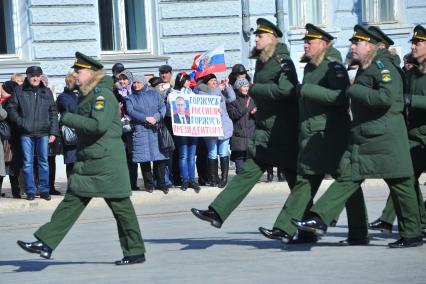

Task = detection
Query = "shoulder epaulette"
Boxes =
[375,60,385,69]
[326,56,338,62]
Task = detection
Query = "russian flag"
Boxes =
[193,45,226,79]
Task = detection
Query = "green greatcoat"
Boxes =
[345,48,413,180]
[62,74,131,198]
[378,62,426,226]
[407,64,426,153]
[248,42,299,169]
[272,47,368,238]
[298,47,351,175]
[310,49,421,238]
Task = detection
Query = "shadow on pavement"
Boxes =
[0,259,112,272]
[145,237,285,250]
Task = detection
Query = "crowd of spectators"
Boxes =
[0,62,286,200]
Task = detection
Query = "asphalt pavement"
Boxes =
[0,170,425,284]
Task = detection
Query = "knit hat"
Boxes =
[118,69,134,83]
[234,78,250,90]
[2,80,19,94]
[132,73,147,85]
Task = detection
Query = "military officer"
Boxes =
[369,25,426,237]
[259,24,367,245]
[17,52,146,265]
[293,25,423,248]
[191,18,299,229]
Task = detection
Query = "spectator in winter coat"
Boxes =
[227,78,256,174]
[56,72,79,178]
[7,66,59,201]
[125,74,169,194]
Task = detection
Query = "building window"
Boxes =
[363,0,395,23]
[289,0,325,28]
[98,0,150,52]
[0,0,15,55]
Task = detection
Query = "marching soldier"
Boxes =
[293,25,423,248]
[191,18,299,229]
[369,25,426,237]
[17,52,147,265]
[259,24,367,245]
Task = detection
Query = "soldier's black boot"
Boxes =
[207,159,218,187]
[290,230,318,244]
[291,216,328,236]
[191,208,222,228]
[258,227,292,243]
[339,237,370,246]
[388,237,423,248]
[266,166,273,182]
[115,253,145,265]
[368,219,393,235]
[17,240,52,259]
[218,156,229,188]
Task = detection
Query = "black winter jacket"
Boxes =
[227,92,256,151]
[7,79,59,137]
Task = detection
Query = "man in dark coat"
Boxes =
[7,66,59,201]
[259,24,367,245]
[17,52,146,265]
[191,18,299,229]
[369,25,426,237]
[293,25,423,248]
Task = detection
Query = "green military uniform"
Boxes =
[34,52,145,257]
[376,25,426,228]
[271,24,367,239]
[309,26,422,239]
[209,18,299,222]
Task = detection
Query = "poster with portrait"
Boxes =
[168,91,223,137]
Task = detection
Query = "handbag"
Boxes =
[3,139,12,162]
[122,119,133,133]
[0,120,11,140]
[158,121,175,152]
[61,125,77,145]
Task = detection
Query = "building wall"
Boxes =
[1,0,426,88]
[157,0,244,79]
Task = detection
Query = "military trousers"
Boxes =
[311,164,422,238]
[34,193,146,256]
[379,171,426,227]
[273,174,368,239]
[209,158,297,223]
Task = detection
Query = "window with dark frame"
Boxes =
[98,0,148,52]
[0,0,15,55]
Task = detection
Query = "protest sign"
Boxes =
[169,91,223,137]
